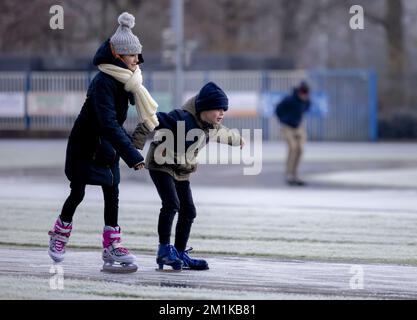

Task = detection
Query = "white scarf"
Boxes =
[98,64,159,131]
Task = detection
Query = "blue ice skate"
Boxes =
[177,247,209,270]
[156,244,183,272]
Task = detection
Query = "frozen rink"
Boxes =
[0,139,416,299]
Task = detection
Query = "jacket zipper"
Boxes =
[109,167,114,186]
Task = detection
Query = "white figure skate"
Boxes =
[101,226,138,273]
[48,217,72,263]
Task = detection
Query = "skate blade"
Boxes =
[48,250,64,263]
[155,268,182,273]
[155,264,182,273]
[101,262,138,274]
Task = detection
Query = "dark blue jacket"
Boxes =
[156,108,211,150]
[65,40,144,186]
[275,89,311,128]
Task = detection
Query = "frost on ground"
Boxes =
[0,181,416,265]
[0,275,277,300]
[6,246,411,300]
[0,274,364,300]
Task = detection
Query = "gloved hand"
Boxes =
[134,162,145,170]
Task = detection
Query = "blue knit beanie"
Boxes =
[195,82,229,113]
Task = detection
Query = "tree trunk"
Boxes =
[385,0,405,76]
[384,0,406,109]
[279,0,303,62]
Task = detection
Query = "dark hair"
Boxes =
[298,81,310,94]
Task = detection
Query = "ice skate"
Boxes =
[156,244,183,272]
[101,226,138,273]
[178,247,209,270]
[48,217,72,263]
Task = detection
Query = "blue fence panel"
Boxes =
[309,70,373,141]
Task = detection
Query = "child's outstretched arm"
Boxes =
[210,124,245,149]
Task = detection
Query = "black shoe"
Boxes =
[293,179,306,186]
[286,178,306,186]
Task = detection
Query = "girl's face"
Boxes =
[200,109,225,125]
[120,54,139,71]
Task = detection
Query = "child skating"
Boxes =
[48,12,158,273]
[132,82,245,271]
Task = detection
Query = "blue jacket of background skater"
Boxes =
[275,89,311,129]
[64,40,144,186]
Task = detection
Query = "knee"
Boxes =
[179,204,197,222]
[161,198,180,215]
[69,188,85,204]
[295,143,303,154]
[287,140,298,152]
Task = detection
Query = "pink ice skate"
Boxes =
[101,226,138,273]
[48,217,72,263]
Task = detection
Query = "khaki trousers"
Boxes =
[281,124,307,179]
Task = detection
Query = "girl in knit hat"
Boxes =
[47,12,158,273]
[132,82,245,271]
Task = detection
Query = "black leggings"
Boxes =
[149,170,196,252]
[60,182,119,227]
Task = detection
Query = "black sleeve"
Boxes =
[92,78,144,167]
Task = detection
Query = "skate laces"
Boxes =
[181,247,194,259]
[161,245,180,259]
[170,245,180,258]
[54,239,65,252]
[106,238,130,255]
[114,247,130,255]
[49,231,69,252]
[177,247,208,270]
[105,230,130,255]
[49,218,72,253]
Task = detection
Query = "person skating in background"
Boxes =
[48,12,157,273]
[132,82,245,271]
[275,81,311,186]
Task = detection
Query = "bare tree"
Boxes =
[273,0,341,67]
[364,0,406,76]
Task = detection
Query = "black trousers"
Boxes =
[60,182,119,227]
[149,170,196,252]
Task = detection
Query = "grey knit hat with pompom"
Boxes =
[110,12,142,55]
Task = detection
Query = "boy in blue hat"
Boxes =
[132,82,245,271]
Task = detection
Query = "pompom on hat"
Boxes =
[110,12,143,56]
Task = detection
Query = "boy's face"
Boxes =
[298,89,310,102]
[120,54,139,72]
[200,109,225,125]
